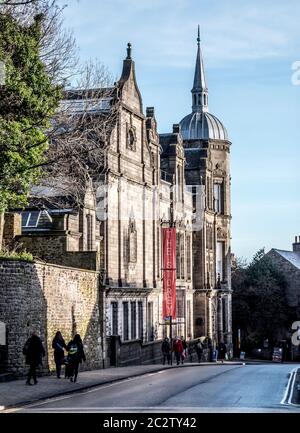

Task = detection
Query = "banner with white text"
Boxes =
[162,227,176,320]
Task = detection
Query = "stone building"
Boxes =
[266,237,300,317]
[0,33,233,373]
[265,237,300,359]
[179,29,232,346]
[98,35,232,348]
[99,43,194,345]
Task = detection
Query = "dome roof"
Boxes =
[180,111,228,141]
[179,28,229,142]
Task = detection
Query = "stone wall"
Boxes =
[18,234,66,261]
[108,337,213,367]
[17,235,99,271]
[109,338,164,367]
[0,260,103,376]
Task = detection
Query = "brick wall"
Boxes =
[0,260,103,376]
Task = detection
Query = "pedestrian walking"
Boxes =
[207,338,213,362]
[52,331,67,379]
[181,336,187,357]
[172,337,184,365]
[161,337,171,365]
[215,345,219,362]
[195,339,203,363]
[187,340,194,362]
[217,341,227,363]
[66,334,86,383]
[23,331,45,386]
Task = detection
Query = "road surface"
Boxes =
[12,363,300,412]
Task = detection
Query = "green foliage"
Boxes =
[232,248,293,350]
[0,249,33,262]
[0,12,61,212]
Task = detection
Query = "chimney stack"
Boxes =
[292,235,300,252]
[146,107,154,118]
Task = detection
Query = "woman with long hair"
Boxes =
[66,334,86,383]
[52,331,67,379]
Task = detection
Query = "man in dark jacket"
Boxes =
[217,342,227,363]
[181,336,187,357]
[23,331,45,385]
[161,337,171,365]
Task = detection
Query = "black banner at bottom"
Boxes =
[1,412,300,432]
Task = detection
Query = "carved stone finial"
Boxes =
[126,42,132,59]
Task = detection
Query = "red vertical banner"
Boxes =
[162,227,176,320]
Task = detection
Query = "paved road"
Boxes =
[13,364,300,413]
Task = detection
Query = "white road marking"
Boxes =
[280,367,297,405]
[288,368,297,405]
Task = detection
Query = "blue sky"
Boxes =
[59,0,300,261]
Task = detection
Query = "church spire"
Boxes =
[192,25,208,113]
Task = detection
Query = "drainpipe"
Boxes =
[99,272,107,369]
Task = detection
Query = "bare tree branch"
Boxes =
[30,59,120,209]
[0,1,118,211]
[1,1,38,5]
[0,0,78,85]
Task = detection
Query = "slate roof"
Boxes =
[273,249,300,271]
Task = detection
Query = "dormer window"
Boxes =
[22,209,52,230]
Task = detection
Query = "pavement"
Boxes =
[0,361,244,411]
[5,363,300,413]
